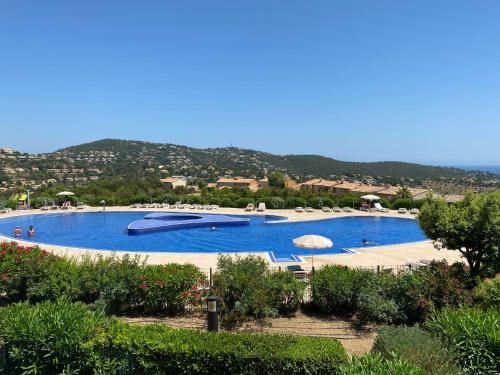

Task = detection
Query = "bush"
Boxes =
[425,307,500,374]
[0,300,348,375]
[261,196,285,209]
[475,274,500,308]
[372,326,458,375]
[307,196,325,209]
[0,299,118,373]
[236,197,255,208]
[311,265,361,315]
[339,352,424,375]
[392,198,414,209]
[285,196,307,209]
[115,323,348,375]
[0,242,207,316]
[213,255,304,325]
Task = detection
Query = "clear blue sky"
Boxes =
[1,1,499,165]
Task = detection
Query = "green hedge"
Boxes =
[311,262,473,324]
[372,326,458,375]
[0,300,348,375]
[0,241,207,315]
[425,307,500,375]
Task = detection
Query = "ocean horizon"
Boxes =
[454,165,500,174]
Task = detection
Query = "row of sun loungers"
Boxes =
[295,206,354,213]
[130,203,219,210]
[40,202,87,211]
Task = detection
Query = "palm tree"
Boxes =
[397,186,412,199]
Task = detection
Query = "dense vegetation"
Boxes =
[0,299,348,374]
[1,176,427,211]
[418,190,500,275]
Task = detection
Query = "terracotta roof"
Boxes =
[332,181,361,190]
[301,178,323,186]
[349,184,384,193]
[217,178,257,184]
[409,188,430,197]
[376,186,402,195]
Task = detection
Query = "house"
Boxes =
[216,177,259,191]
[258,177,269,189]
[375,186,402,199]
[161,177,187,189]
[329,181,361,194]
[349,184,384,195]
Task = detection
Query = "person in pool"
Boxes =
[14,226,22,237]
[27,225,35,237]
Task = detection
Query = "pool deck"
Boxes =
[0,206,463,269]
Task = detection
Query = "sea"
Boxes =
[454,165,500,174]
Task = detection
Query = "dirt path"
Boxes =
[122,311,377,355]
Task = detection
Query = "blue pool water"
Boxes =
[0,212,427,261]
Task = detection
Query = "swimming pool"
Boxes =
[0,212,427,261]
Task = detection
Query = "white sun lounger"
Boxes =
[257,202,266,211]
[374,202,388,212]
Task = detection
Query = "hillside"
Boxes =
[59,139,474,180]
[1,139,498,193]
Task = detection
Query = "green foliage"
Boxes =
[236,197,255,208]
[339,352,424,375]
[475,274,500,308]
[418,191,500,275]
[372,326,458,375]
[268,171,286,188]
[425,307,500,375]
[261,196,285,209]
[0,299,119,374]
[285,196,306,208]
[0,242,206,316]
[0,300,348,375]
[392,198,414,209]
[213,255,305,325]
[312,262,474,324]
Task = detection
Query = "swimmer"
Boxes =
[27,225,36,237]
[361,239,369,245]
[209,226,217,231]
[14,226,22,237]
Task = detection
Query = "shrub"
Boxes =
[307,196,325,209]
[115,323,348,375]
[372,326,458,375]
[213,255,304,325]
[425,307,500,374]
[339,352,424,375]
[236,197,255,208]
[262,196,285,209]
[0,241,56,302]
[285,196,307,209]
[0,299,118,374]
[0,300,348,375]
[475,274,500,308]
[311,265,362,315]
[392,198,414,209]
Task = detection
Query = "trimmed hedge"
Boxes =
[114,324,347,374]
[372,326,458,375]
[425,307,500,375]
[0,300,348,375]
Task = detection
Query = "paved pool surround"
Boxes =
[127,212,250,234]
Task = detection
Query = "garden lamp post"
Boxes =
[100,200,106,212]
[26,189,31,210]
[206,296,220,332]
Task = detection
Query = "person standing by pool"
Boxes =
[27,225,35,237]
[14,226,22,237]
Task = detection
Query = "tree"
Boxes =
[418,191,500,275]
[268,172,286,189]
[397,186,412,199]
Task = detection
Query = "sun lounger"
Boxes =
[321,206,332,212]
[245,203,255,211]
[76,202,86,209]
[342,207,353,212]
[211,205,219,210]
[287,265,307,279]
[374,202,388,212]
[257,202,266,211]
[305,207,314,212]
[295,207,304,212]
[332,207,342,212]
[410,208,419,214]
[398,208,408,214]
